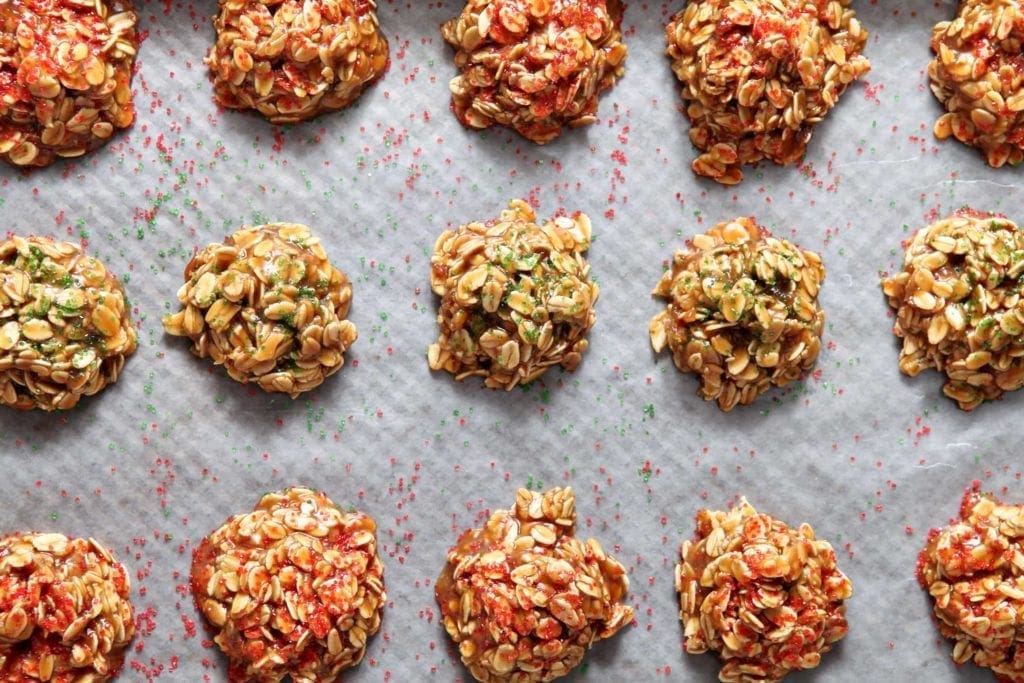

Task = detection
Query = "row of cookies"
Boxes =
[0,483,1015,681]
[1,1,1019,181]
[0,203,1019,412]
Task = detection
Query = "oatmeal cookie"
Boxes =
[665,0,870,184]
[0,236,136,411]
[191,487,385,682]
[442,0,627,143]
[919,488,1024,682]
[650,216,825,411]
[163,223,357,397]
[930,0,1024,168]
[207,0,389,123]
[436,487,632,682]
[881,209,1024,410]
[428,199,597,389]
[0,0,138,166]
[677,498,852,682]
[0,533,135,681]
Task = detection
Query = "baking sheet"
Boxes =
[0,0,1020,680]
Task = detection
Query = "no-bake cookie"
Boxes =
[442,0,627,143]
[163,223,357,397]
[207,0,389,123]
[677,498,852,682]
[930,0,1024,168]
[665,0,870,184]
[428,199,598,389]
[0,532,135,681]
[0,0,138,166]
[918,488,1024,681]
[882,209,1024,410]
[0,236,136,411]
[191,486,385,682]
[650,217,825,411]
[436,486,633,682]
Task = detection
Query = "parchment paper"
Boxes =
[0,1,1018,680]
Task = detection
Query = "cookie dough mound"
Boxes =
[0,236,136,411]
[207,0,389,123]
[191,487,386,682]
[918,489,1024,681]
[441,0,628,144]
[428,199,598,389]
[650,217,825,411]
[677,499,852,682]
[0,0,138,167]
[163,223,357,397]
[930,0,1024,167]
[436,487,633,682]
[881,209,1024,410]
[0,533,135,681]
[665,0,870,184]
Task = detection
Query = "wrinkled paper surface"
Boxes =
[0,1,1017,680]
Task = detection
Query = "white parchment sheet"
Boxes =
[0,1,1021,680]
